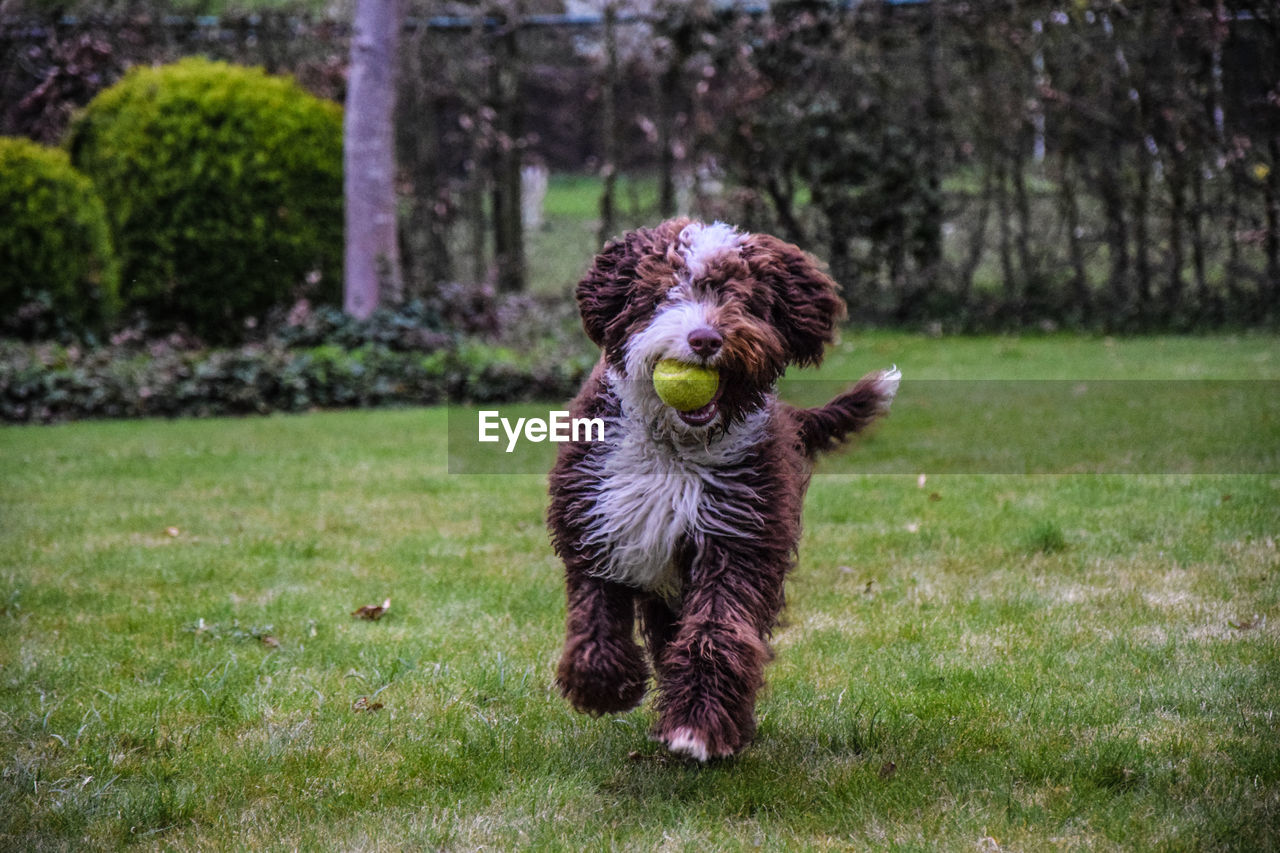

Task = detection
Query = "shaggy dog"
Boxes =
[547,218,899,762]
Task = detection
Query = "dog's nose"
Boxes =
[687,327,723,358]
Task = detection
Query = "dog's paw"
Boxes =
[654,726,738,763]
[556,636,649,716]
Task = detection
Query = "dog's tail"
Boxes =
[792,366,900,458]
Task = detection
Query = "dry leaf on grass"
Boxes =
[352,696,384,713]
[351,598,391,621]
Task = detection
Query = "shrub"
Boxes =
[0,286,598,423]
[66,58,343,342]
[0,136,119,339]
[268,299,454,353]
[0,338,593,424]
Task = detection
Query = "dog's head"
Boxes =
[577,218,846,434]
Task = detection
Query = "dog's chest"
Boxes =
[578,417,767,595]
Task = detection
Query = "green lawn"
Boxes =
[526,173,663,298]
[2,334,1278,850]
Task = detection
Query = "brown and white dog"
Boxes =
[547,218,899,762]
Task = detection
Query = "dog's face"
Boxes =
[577,219,846,434]
[576,219,846,435]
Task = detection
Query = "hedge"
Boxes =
[0,339,591,423]
[0,293,594,422]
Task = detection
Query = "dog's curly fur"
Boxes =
[547,218,899,762]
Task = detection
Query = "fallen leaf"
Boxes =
[1221,494,1232,502]
[1229,615,1263,630]
[928,492,942,502]
[352,696,384,713]
[260,635,281,648]
[864,580,875,595]
[352,597,391,621]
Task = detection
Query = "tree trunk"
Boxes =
[1060,156,1090,323]
[344,0,404,319]
[1099,158,1130,324]
[489,15,525,293]
[1166,164,1186,325]
[1133,152,1152,323]
[1189,164,1211,320]
[995,155,1017,319]
[1011,146,1035,314]
[398,32,453,297]
[1265,137,1280,317]
[957,164,993,308]
[916,0,945,293]
[655,54,680,219]
[598,3,620,246]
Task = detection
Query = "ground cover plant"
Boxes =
[1,333,1277,850]
[0,291,593,424]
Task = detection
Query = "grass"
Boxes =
[2,333,1279,850]
[526,173,662,298]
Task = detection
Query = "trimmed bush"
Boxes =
[66,58,343,341]
[0,137,119,339]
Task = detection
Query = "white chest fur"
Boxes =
[577,405,770,596]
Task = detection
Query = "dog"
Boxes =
[547,218,899,761]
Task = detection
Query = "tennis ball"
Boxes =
[652,358,719,411]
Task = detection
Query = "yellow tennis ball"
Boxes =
[652,358,720,411]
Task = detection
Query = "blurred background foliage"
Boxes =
[0,0,1277,419]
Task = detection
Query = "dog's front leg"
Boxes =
[555,569,649,716]
[653,546,779,761]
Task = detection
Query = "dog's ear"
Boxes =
[576,235,636,349]
[576,219,689,352]
[742,235,847,367]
